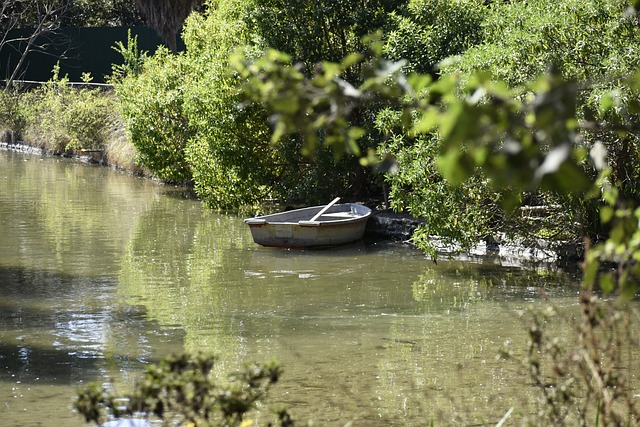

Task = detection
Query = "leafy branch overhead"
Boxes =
[231,16,640,296]
[232,49,374,159]
[233,51,597,199]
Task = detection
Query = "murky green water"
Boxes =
[0,149,589,426]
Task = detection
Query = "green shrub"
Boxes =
[443,0,640,85]
[74,353,296,427]
[20,66,117,153]
[383,0,487,76]
[178,0,282,208]
[0,89,26,141]
[115,47,194,183]
[375,107,501,256]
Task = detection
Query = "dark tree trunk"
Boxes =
[135,0,203,52]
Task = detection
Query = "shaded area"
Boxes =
[1,26,184,83]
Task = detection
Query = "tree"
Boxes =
[135,0,203,52]
[1,0,68,90]
[383,0,486,76]
[60,0,144,27]
[249,0,406,78]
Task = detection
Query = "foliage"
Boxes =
[1,0,62,32]
[383,0,487,76]
[444,0,640,85]
[0,89,26,140]
[113,0,380,207]
[232,4,640,421]
[109,30,149,83]
[439,0,640,221]
[74,353,297,427]
[179,0,279,208]
[1,0,68,90]
[248,0,407,77]
[232,49,372,159]
[233,0,640,268]
[3,0,144,29]
[61,0,144,27]
[19,65,117,153]
[114,46,194,183]
[375,108,501,256]
[504,296,640,425]
[583,180,640,300]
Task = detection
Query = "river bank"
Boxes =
[1,140,582,268]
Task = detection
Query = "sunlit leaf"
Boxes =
[600,206,614,223]
[436,150,473,185]
[599,272,615,295]
[583,257,599,287]
[270,96,299,114]
[413,108,440,134]
[598,93,616,113]
[271,120,287,143]
[407,73,433,92]
[341,53,363,69]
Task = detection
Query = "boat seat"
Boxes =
[320,212,354,218]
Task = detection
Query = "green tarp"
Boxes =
[1,26,183,84]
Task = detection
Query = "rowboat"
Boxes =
[244,198,372,247]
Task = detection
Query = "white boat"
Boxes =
[244,198,372,247]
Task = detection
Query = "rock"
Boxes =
[365,210,423,241]
[364,209,583,266]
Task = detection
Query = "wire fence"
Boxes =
[1,79,114,90]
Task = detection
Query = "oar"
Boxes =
[309,197,341,222]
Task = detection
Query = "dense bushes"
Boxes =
[435,0,640,239]
[383,0,486,75]
[445,0,640,84]
[114,0,408,208]
[1,67,119,155]
[115,48,195,183]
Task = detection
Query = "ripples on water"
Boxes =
[0,150,589,426]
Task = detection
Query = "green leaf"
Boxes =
[408,73,433,92]
[436,150,472,185]
[341,53,363,69]
[600,206,614,223]
[271,120,287,143]
[413,108,440,134]
[583,257,599,287]
[270,96,299,114]
[598,93,615,113]
[599,273,615,295]
[620,279,637,302]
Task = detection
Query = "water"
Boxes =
[0,149,586,425]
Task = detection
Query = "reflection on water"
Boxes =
[0,149,603,426]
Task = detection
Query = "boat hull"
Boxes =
[244,203,371,248]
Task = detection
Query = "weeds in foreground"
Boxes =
[500,293,639,426]
[0,66,145,174]
[20,66,117,153]
[75,353,306,427]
